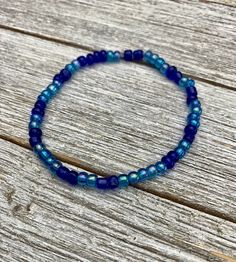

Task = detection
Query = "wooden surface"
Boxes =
[0,0,236,261]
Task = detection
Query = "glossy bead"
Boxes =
[155,161,167,174]
[47,84,59,96]
[187,113,200,121]
[53,73,64,83]
[65,63,76,74]
[29,136,42,147]
[143,50,153,62]
[186,86,197,97]
[192,106,202,116]
[166,66,177,81]
[183,133,195,143]
[160,63,169,75]
[124,50,133,61]
[154,57,165,69]
[31,107,44,117]
[178,139,191,151]
[37,94,49,103]
[96,177,108,189]
[175,147,186,159]
[113,51,121,62]
[187,95,198,105]
[146,165,158,178]
[56,166,70,181]
[174,71,182,84]
[29,121,41,129]
[44,156,55,166]
[118,174,129,187]
[184,124,197,136]
[87,174,97,187]
[99,50,107,62]
[30,114,42,123]
[190,99,201,109]
[187,79,195,87]
[50,160,62,174]
[189,119,200,128]
[41,90,52,100]
[71,59,80,70]
[161,156,175,169]
[107,51,114,62]
[93,51,101,63]
[128,172,139,184]
[77,172,88,186]
[86,53,95,65]
[137,168,148,182]
[107,175,119,189]
[167,150,179,162]
[34,100,46,110]
[39,149,51,161]
[179,77,188,89]
[29,128,42,137]
[67,170,78,186]
[133,50,143,60]
[150,54,159,65]
[33,143,45,154]
[60,69,72,82]
[77,56,87,67]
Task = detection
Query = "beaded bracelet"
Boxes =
[28,49,202,190]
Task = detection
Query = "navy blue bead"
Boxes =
[29,136,42,147]
[186,86,197,97]
[29,128,42,138]
[56,166,70,181]
[133,50,143,60]
[96,177,109,189]
[67,170,78,186]
[161,156,175,169]
[183,134,195,143]
[167,150,179,162]
[77,56,88,67]
[124,50,133,61]
[174,71,182,84]
[99,50,107,62]
[184,124,197,136]
[93,51,101,63]
[60,69,72,82]
[53,73,64,83]
[34,100,46,110]
[31,107,44,117]
[166,66,177,81]
[107,176,119,189]
[86,53,95,65]
[187,95,198,105]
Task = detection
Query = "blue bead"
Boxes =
[155,162,167,174]
[183,133,195,143]
[160,63,169,75]
[187,113,200,121]
[190,99,201,109]
[50,160,62,174]
[65,63,76,74]
[174,71,182,84]
[166,66,177,81]
[96,177,109,189]
[71,59,80,70]
[107,176,119,189]
[192,106,202,116]
[47,84,59,96]
[34,100,46,110]
[107,51,114,62]
[150,54,159,65]
[187,95,198,105]
[93,51,101,63]
[29,128,42,138]
[175,147,186,159]
[30,114,43,123]
[53,73,64,83]
[154,57,165,69]
[167,150,179,162]
[39,149,51,161]
[41,90,52,100]
[87,174,97,187]
[77,172,88,186]
[124,50,133,61]
[29,121,41,129]
[113,51,121,62]
[186,86,197,97]
[133,50,143,60]
[44,156,56,166]
[143,50,153,62]
[31,107,44,117]
[86,53,95,65]
[77,56,88,67]
[67,170,78,186]
[99,50,107,62]
[37,94,49,103]
[184,124,198,136]
[189,119,200,128]
[187,79,195,87]
[179,77,188,89]
[56,166,70,181]
[137,168,148,182]
[147,165,158,178]
[118,174,129,188]
[178,139,191,151]
[128,172,139,184]
[33,143,45,154]
[161,156,174,169]
[60,69,72,82]
[29,136,42,147]
[53,80,62,88]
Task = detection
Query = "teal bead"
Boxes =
[45,156,56,166]
[189,119,200,128]
[107,51,114,62]
[65,63,76,74]
[118,174,129,187]
[53,80,62,89]
[187,79,195,87]
[187,113,200,121]
[30,114,42,123]
[113,51,121,62]
[160,63,169,75]
[29,120,40,129]
[128,172,139,184]
[50,160,62,174]
[178,139,191,151]
[38,94,49,103]
[155,161,167,174]
[137,168,148,182]
[87,174,97,187]
[33,143,45,154]
[192,106,202,116]
[71,59,80,70]
[149,54,159,65]
[47,84,59,96]
[190,99,201,109]
[179,77,188,89]
[144,50,153,62]
[41,89,52,100]
[175,147,186,159]
[147,165,158,178]
[39,149,51,161]
[155,57,165,69]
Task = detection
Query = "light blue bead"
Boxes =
[45,156,56,166]
[113,51,121,62]
[39,149,52,161]
[144,50,153,62]
[41,90,52,100]
[29,121,40,129]
[33,143,45,154]
[128,172,139,184]
[189,119,200,128]
[190,99,201,109]
[160,63,169,75]
[47,84,59,96]
[107,51,114,62]
[87,174,97,187]
[137,168,148,182]
[149,54,159,65]
[53,80,62,88]
[175,147,186,159]
[179,77,188,89]
[50,160,62,174]
[155,161,167,174]
[147,165,158,178]
[178,139,191,151]
[192,106,202,116]
[155,58,165,69]
[38,94,49,103]
[118,174,129,188]
[30,114,42,123]
[65,63,76,74]
[187,79,195,87]
[71,59,80,70]
[187,113,200,121]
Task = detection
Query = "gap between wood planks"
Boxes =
[1,133,236,225]
[0,23,235,93]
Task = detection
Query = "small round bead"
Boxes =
[154,57,165,69]
[53,80,62,89]
[45,156,55,166]
[161,156,175,169]
[47,84,59,96]
[96,177,108,189]
[29,121,41,129]
[143,50,153,62]
[128,172,139,184]
[187,95,198,105]
[192,106,202,116]
[179,77,188,89]
[56,166,70,181]
[113,51,121,62]
[67,170,78,186]
[190,99,201,109]
[37,94,49,103]
[107,51,114,62]
[77,56,88,67]
[187,79,195,87]
[30,114,43,123]
[183,133,195,143]
[39,149,51,161]
[34,100,46,110]
[107,175,119,189]
[155,161,167,174]
[29,136,42,147]
[124,50,133,61]
[137,168,148,182]
[50,160,62,174]
[186,86,197,97]
[60,69,72,82]
[160,63,169,75]
[77,172,88,186]
[167,150,179,162]
[53,73,63,83]
[71,59,80,70]
[178,139,191,151]
[133,50,143,60]
[175,147,186,159]
[65,63,76,74]
[118,174,129,188]
[166,66,177,81]
[174,71,182,84]
[41,90,52,100]
[29,128,42,138]
[87,174,98,187]
[99,50,107,62]
[149,54,159,65]
[146,165,158,178]
[31,107,44,117]
[184,124,198,136]
[187,113,200,121]
[189,119,200,128]
[93,51,101,63]
[33,143,45,154]
[86,53,95,65]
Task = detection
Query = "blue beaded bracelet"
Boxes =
[29,49,202,190]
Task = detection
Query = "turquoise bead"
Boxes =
[155,161,167,174]
[47,84,59,96]
[187,113,200,121]
[149,54,159,65]
[39,149,51,161]
[160,63,169,75]
[71,59,80,70]
[41,90,52,100]
[50,160,62,174]
[113,51,121,62]
[190,99,201,109]
[175,147,186,159]
[178,139,191,151]
[144,50,153,62]
[118,174,129,187]
[137,168,148,182]
[29,121,40,129]
[107,51,114,62]
[187,79,195,87]
[33,143,45,154]
[30,114,42,123]
[147,165,158,178]
[128,172,139,184]
[192,106,202,116]
[65,63,76,74]
[179,77,188,89]
[45,156,56,166]
[38,94,49,103]
[53,80,62,88]
[87,174,97,187]
[189,119,200,128]
[155,58,165,69]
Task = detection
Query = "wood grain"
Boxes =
[0,0,236,89]
[0,28,236,223]
[1,139,236,262]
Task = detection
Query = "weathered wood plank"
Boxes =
[0,29,236,221]
[0,0,235,89]
[1,139,236,262]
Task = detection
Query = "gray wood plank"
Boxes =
[0,29,236,222]
[0,0,235,89]
[1,139,236,262]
